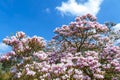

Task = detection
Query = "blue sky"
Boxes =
[0,0,120,54]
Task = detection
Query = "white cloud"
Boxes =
[0,43,9,51]
[0,42,11,55]
[113,23,120,31]
[112,23,120,45]
[56,0,103,16]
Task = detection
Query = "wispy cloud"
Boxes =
[0,42,11,55]
[56,0,103,16]
[45,8,51,13]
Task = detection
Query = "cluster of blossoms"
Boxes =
[0,31,46,73]
[0,14,120,80]
[54,14,109,52]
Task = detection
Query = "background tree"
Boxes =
[53,14,109,53]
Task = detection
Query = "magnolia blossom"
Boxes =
[26,68,36,76]
[16,31,25,39]
[0,14,120,80]
[15,72,22,78]
[34,51,48,60]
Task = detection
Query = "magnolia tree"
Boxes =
[0,14,120,80]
